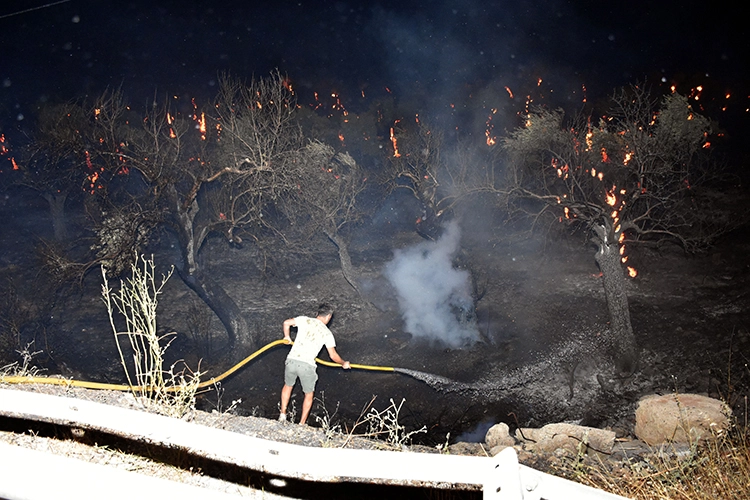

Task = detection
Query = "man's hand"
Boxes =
[342,361,351,369]
[283,337,292,345]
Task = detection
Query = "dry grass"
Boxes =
[558,422,750,499]
[101,256,201,418]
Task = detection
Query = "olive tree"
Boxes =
[284,140,367,294]
[502,85,729,374]
[10,91,127,242]
[385,117,498,240]
[90,72,306,352]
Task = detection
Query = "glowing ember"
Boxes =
[282,78,293,93]
[485,108,497,146]
[600,147,609,163]
[390,121,401,158]
[627,267,637,278]
[197,112,207,140]
[605,189,617,206]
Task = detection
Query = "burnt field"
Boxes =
[2,191,749,446]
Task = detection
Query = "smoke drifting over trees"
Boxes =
[384,221,479,347]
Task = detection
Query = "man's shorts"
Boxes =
[284,358,318,393]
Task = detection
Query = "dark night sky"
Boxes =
[1,1,748,130]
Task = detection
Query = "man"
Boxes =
[279,303,351,425]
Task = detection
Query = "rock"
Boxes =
[447,442,487,456]
[485,422,515,450]
[515,423,616,455]
[634,393,731,445]
[489,444,523,457]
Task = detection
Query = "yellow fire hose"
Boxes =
[0,338,395,393]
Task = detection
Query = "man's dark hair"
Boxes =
[317,303,334,317]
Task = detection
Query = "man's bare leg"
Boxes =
[299,391,314,425]
[280,384,293,420]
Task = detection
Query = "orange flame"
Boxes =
[390,122,401,158]
[485,108,497,146]
[585,130,593,152]
[605,189,617,206]
[627,267,637,278]
[600,147,609,163]
[197,112,207,140]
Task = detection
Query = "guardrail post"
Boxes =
[484,446,523,500]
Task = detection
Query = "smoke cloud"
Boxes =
[384,221,479,347]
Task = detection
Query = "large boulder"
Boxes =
[515,423,616,454]
[485,422,516,450]
[634,393,731,445]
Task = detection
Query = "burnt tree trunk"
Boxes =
[324,228,361,296]
[168,186,255,354]
[593,225,638,375]
[175,265,254,352]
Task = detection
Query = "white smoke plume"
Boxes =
[384,221,479,347]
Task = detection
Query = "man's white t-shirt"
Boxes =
[287,316,336,366]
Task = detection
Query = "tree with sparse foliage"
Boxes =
[9,91,127,242]
[385,117,497,240]
[284,140,368,294]
[95,71,309,352]
[502,84,735,374]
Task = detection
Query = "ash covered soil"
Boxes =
[1,195,749,466]
[1,193,750,496]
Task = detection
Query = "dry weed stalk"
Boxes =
[101,255,201,417]
[0,341,45,377]
[364,398,427,448]
[559,422,750,499]
[313,392,342,446]
[341,397,427,449]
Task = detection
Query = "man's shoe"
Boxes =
[278,413,287,423]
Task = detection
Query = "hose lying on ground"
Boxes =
[0,338,400,392]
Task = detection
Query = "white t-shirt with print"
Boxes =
[287,316,336,366]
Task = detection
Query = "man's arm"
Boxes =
[282,318,296,343]
[326,346,351,369]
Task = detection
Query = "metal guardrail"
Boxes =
[0,388,629,499]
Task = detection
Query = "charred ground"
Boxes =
[1,191,749,446]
